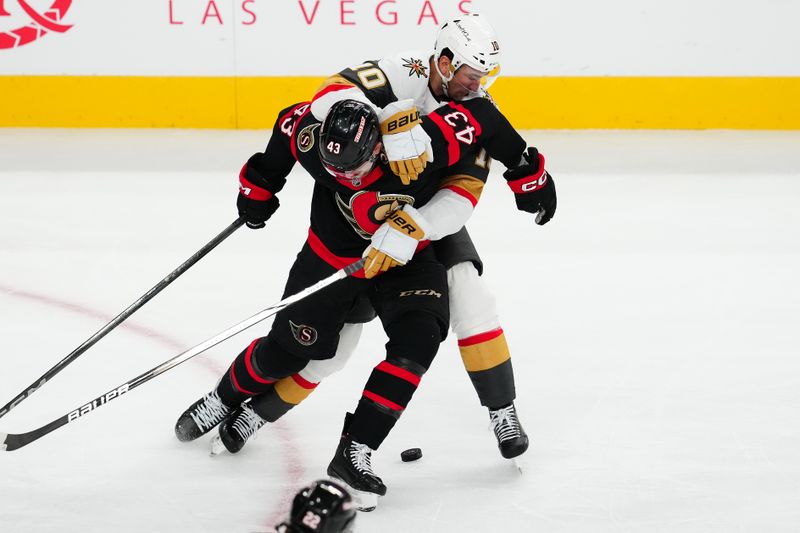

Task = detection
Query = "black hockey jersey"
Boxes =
[239,98,526,272]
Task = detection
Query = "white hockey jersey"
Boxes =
[311,50,485,120]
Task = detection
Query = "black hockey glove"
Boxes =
[503,147,557,225]
[236,192,280,229]
[237,193,279,229]
[237,163,280,229]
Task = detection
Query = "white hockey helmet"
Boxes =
[433,14,502,90]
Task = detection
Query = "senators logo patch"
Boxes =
[289,321,318,346]
[402,57,428,79]
[335,190,415,239]
[297,123,319,153]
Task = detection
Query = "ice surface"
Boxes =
[1,128,799,532]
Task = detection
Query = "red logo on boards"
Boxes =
[0,0,73,49]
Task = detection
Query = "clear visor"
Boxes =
[480,64,501,90]
[448,61,502,96]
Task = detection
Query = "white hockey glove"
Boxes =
[379,99,434,186]
[363,205,430,279]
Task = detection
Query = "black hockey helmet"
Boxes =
[318,99,381,182]
[279,479,356,533]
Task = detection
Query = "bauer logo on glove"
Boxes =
[383,110,421,133]
[363,205,430,278]
[379,99,434,186]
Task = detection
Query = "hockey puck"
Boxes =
[401,447,422,462]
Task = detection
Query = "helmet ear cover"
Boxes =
[318,100,381,174]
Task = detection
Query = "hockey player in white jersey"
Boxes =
[211,14,555,464]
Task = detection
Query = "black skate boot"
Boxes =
[489,403,529,459]
[209,402,266,455]
[327,435,386,512]
[174,390,232,442]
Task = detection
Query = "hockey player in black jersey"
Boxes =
[271,14,554,462]
[175,96,554,510]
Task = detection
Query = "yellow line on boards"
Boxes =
[1,76,798,129]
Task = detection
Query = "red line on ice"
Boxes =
[0,283,304,529]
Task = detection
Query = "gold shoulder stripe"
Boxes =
[316,75,357,92]
[439,174,485,203]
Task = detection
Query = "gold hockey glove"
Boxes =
[363,206,429,278]
[379,99,434,185]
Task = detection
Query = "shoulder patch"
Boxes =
[297,123,320,153]
[402,57,428,79]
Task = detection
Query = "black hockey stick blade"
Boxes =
[0,258,365,452]
[0,217,246,420]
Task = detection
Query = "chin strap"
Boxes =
[438,62,456,98]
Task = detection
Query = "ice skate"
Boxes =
[489,403,529,459]
[209,402,266,455]
[174,390,231,442]
[327,435,386,512]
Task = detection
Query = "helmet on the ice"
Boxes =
[318,99,381,183]
[281,479,356,533]
[433,13,502,91]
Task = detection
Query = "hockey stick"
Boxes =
[0,217,246,420]
[0,258,365,452]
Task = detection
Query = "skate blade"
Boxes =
[328,481,378,512]
[209,435,227,457]
[349,489,378,512]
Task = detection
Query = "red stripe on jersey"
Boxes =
[239,164,273,201]
[312,83,356,103]
[229,366,256,395]
[245,339,275,384]
[376,361,421,386]
[449,102,483,137]
[291,373,318,390]
[427,112,460,165]
[363,390,404,412]
[458,327,504,347]
[307,228,367,278]
[280,102,311,122]
[443,185,478,207]
[415,241,431,254]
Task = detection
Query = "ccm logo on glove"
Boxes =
[516,172,550,193]
[503,147,557,225]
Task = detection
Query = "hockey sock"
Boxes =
[217,337,308,406]
[349,313,441,449]
[250,373,319,422]
[458,328,516,408]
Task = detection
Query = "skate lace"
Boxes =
[189,391,229,431]
[348,441,376,476]
[231,404,265,441]
[489,405,521,443]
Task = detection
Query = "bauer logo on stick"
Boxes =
[67,384,130,423]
